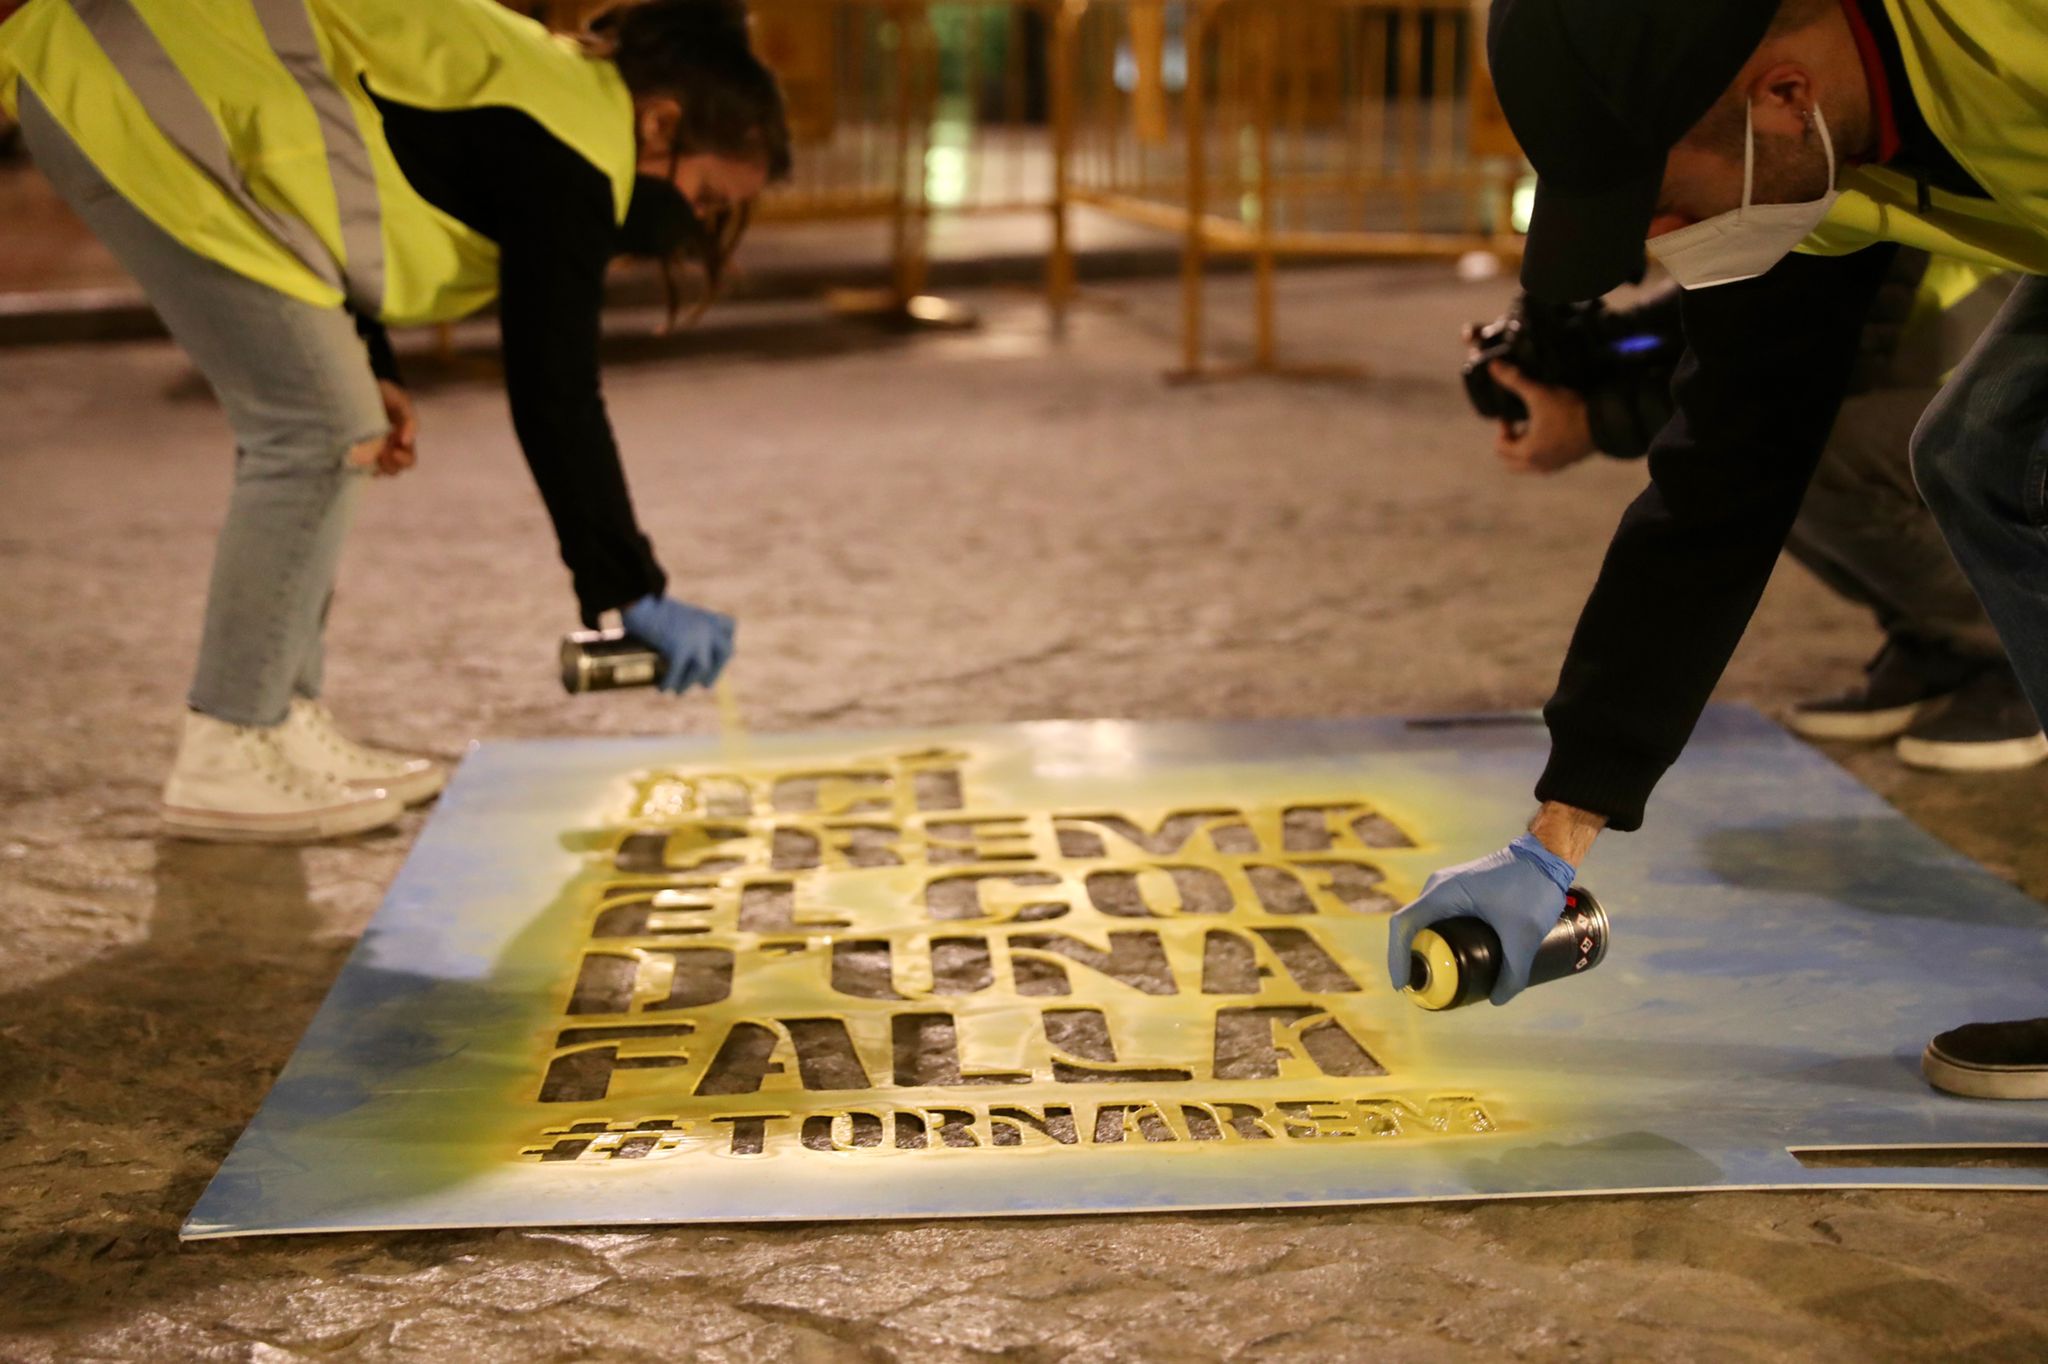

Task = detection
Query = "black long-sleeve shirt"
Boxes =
[1534,0,1992,830]
[370,99,672,627]
[1537,246,1898,829]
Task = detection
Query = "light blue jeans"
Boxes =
[21,87,387,728]
[1911,273,2048,726]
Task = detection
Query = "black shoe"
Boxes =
[1894,663,2048,772]
[1786,638,1974,742]
[1924,1017,2048,1099]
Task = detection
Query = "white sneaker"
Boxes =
[278,697,447,806]
[162,711,403,843]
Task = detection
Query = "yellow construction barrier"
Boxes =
[752,0,930,305]
[753,0,1073,311]
[735,0,1067,316]
[1054,0,1525,374]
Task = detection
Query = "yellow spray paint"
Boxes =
[500,735,1519,1169]
[713,675,748,759]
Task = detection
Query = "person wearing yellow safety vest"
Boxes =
[1387,0,2048,1102]
[0,0,790,843]
[1471,251,2037,767]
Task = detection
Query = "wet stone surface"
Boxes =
[2,268,2045,1360]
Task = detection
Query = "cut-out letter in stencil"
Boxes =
[185,708,2048,1237]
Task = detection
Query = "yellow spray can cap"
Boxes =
[1405,927,1464,1011]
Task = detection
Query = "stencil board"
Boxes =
[184,706,2048,1238]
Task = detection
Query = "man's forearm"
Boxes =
[1529,801,1606,864]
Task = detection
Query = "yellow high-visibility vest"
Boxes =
[1801,0,2048,275]
[0,0,638,325]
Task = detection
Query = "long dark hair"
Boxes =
[589,0,793,326]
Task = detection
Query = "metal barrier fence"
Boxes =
[750,0,1064,310]
[1055,0,1524,374]
[753,0,1073,311]
[749,0,926,304]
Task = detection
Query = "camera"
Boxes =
[1462,295,1677,425]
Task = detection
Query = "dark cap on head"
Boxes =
[1488,0,1781,300]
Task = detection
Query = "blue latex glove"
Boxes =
[1385,833,1577,1006]
[620,594,736,694]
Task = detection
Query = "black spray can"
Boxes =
[1404,886,1609,1010]
[561,628,664,694]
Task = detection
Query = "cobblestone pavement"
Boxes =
[3,267,2044,1362]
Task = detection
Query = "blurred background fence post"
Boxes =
[1057,0,1526,377]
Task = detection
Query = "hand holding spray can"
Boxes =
[1403,886,1609,1010]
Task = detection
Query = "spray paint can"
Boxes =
[1404,886,1609,1010]
[560,628,664,694]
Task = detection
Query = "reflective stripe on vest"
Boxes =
[251,0,382,313]
[68,0,380,312]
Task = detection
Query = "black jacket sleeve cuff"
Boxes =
[577,561,667,630]
[352,311,403,385]
[1533,731,1671,833]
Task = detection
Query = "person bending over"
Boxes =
[0,0,789,841]
[1390,0,2048,1100]
[1471,251,2038,770]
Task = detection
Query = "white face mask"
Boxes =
[1645,101,1840,289]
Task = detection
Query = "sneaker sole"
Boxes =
[160,796,404,844]
[1895,731,2048,773]
[1922,1044,2048,1100]
[348,768,447,807]
[1783,700,1928,742]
